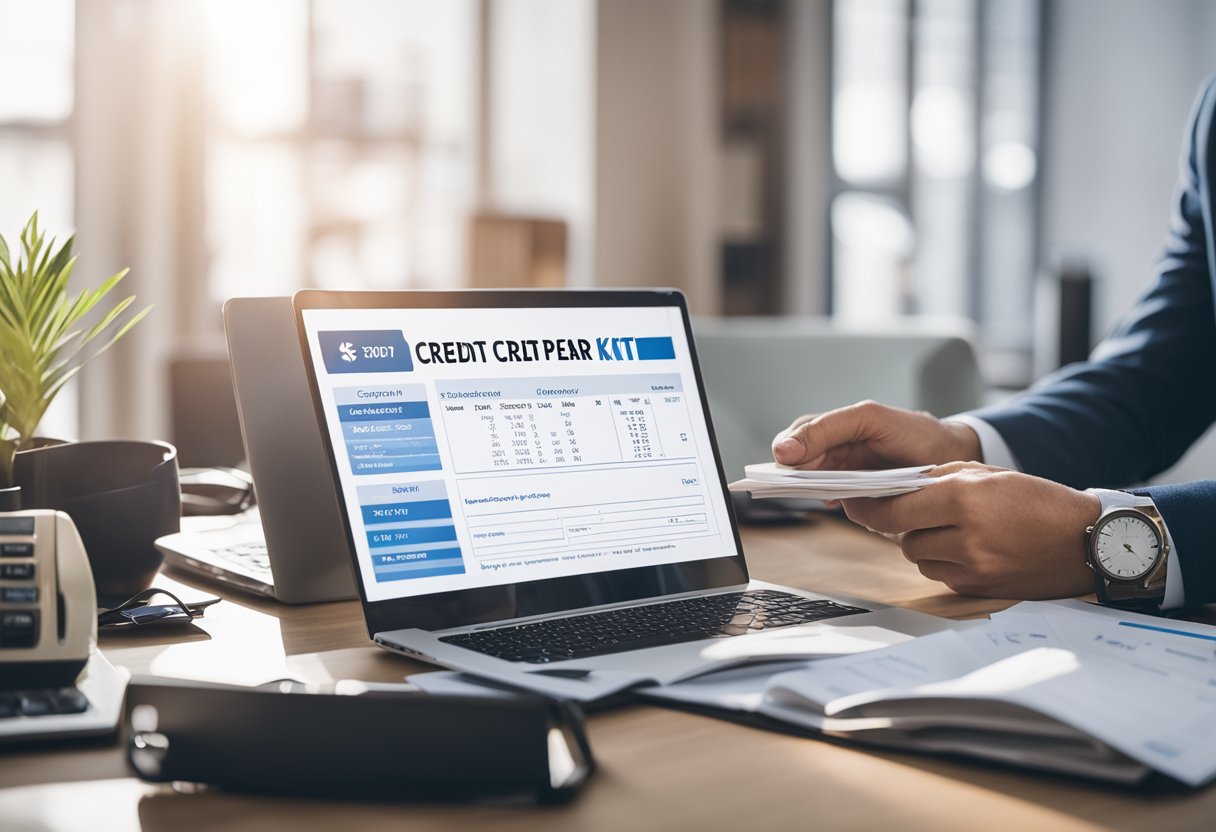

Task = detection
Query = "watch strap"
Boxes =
[1088,488,1156,512]
[1095,578,1167,612]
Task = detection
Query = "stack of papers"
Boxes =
[729,463,935,500]
[645,600,1216,787]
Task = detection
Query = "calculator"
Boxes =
[0,510,128,743]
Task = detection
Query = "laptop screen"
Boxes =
[295,291,747,626]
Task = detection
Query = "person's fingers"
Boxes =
[900,520,1006,596]
[841,482,959,536]
[896,527,973,589]
[899,525,964,565]
[772,413,821,466]
[913,558,971,589]
[771,401,886,468]
[929,460,1006,477]
[777,412,818,441]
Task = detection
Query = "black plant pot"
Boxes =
[0,484,21,511]
[14,440,181,604]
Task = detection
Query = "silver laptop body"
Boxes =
[293,289,952,693]
[157,297,356,604]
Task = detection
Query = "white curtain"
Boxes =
[74,0,208,443]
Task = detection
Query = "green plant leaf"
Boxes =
[45,234,74,279]
[44,307,152,403]
[0,212,148,469]
[29,252,75,333]
[81,293,136,342]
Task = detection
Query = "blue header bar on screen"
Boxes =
[318,330,413,374]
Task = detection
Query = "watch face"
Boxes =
[1093,512,1161,580]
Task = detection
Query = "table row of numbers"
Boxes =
[440,392,695,474]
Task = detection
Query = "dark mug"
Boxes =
[14,440,181,603]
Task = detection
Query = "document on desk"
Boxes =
[405,611,941,703]
[728,463,935,500]
[644,600,1216,787]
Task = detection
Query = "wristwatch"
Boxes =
[1084,489,1170,611]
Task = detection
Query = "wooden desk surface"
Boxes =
[2,517,1214,831]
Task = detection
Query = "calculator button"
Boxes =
[0,562,34,579]
[17,693,53,717]
[0,517,35,535]
[51,688,90,714]
[0,610,38,648]
[0,542,34,557]
[1,586,37,603]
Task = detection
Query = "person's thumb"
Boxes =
[772,403,877,468]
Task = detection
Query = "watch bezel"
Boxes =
[1086,507,1164,583]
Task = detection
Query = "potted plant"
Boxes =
[0,212,149,507]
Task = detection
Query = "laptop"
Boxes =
[293,289,954,698]
[156,297,357,604]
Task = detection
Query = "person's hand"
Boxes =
[840,462,1102,600]
[772,400,982,470]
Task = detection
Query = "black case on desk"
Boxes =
[124,676,594,803]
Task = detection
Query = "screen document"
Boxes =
[300,304,740,603]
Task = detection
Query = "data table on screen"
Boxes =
[434,373,718,566]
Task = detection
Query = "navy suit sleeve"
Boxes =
[968,77,1216,607]
[1131,481,1216,607]
[971,76,1216,489]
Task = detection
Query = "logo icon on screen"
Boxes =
[318,330,414,375]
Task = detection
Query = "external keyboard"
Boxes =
[439,589,870,663]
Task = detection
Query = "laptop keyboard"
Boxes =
[439,589,870,664]
[209,541,271,576]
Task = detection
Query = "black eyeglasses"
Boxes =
[98,588,220,629]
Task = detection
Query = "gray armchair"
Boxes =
[692,317,983,483]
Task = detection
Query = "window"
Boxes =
[0,0,75,235]
[831,0,1041,385]
[0,0,77,439]
[203,0,478,305]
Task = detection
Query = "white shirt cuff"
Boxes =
[945,414,1022,470]
[1164,541,1186,610]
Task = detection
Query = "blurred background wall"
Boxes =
[1,0,1214,478]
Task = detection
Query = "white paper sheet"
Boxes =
[759,601,1216,786]
[730,464,936,500]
